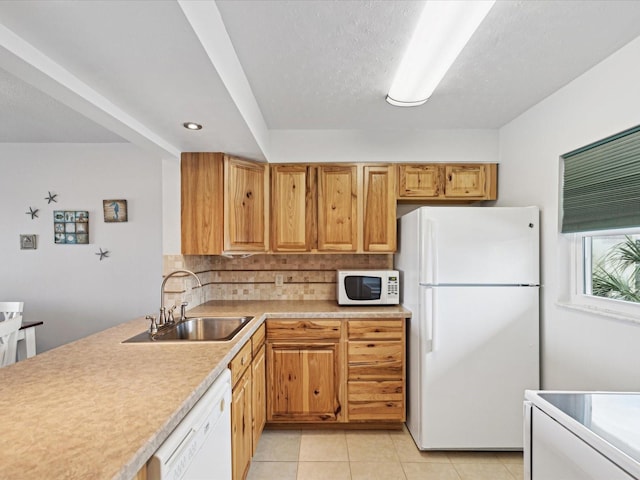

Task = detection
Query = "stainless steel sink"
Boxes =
[123,316,253,343]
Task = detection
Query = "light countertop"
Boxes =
[0,300,409,480]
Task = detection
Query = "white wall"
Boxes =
[0,143,163,353]
[498,36,640,390]
[269,129,498,164]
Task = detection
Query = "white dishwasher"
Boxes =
[148,369,232,480]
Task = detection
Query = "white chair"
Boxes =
[0,301,24,321]
[0,302,25,365]
[0,314,22,367]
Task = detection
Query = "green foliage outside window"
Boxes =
[592,236,640,303]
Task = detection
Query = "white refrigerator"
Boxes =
[395,206,540,450]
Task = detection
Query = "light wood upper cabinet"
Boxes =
[270,164,316,252]
[181,152,224,255]
[181,153,269,255]
[361,165,396,252]
[224,156,269,252]
[272,163,396,253]
[397,164,441,198]
[397,163,497,202]
[444,164,495,198]
[317,165,358,252]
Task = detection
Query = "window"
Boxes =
[584,233,640,304]
[569,230,640,320]
[562,125,640,320]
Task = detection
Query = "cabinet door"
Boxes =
[397,164,441,198]
[444,164,495,199]
[231,368,252,480]
[224,156,269,252]
[270,164,316,252]
[181,152,224,254]
[362,165,396,252]
[267,342,342,422]
[251,344,266,455]
[317,165,357,251]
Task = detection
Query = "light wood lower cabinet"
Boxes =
[347,319,406,422]
[268,342,342,422]
[266,319,342,423]
[231,366,252,480]
[266,318,405,425]
[230,324,266,480]
[251,343,266,455]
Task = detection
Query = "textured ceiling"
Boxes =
[217,0,640,129]
[0,67,123,143]
[1,0,640,158]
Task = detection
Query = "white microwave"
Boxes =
[337,270,400,306]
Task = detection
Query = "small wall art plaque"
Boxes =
[54,211,89,244]
[20,234,37,250]
[103,199,127,222]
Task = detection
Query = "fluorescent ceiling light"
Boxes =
[386,0,495,107]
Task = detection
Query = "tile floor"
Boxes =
[247,427,524,480]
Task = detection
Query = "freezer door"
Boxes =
[416,285,540,450]
[418,206,539,285]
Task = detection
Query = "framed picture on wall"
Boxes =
[20,234,37,250]
[103,199,127,222]
[54,211,89,244]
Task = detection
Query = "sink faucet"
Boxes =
[160,270,202,326]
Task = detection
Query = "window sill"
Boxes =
[557,301,640,326]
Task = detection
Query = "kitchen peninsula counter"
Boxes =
[0,300,409,480]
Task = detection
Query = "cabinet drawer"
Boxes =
[267,319,341,341]
[348,320,403,340]
[252,323,266,355]
[348,381,404,421]
[348,341,403,380]
[229,340,252,387]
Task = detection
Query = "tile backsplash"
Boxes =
[162,254,393,308]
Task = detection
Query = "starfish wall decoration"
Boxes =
[26,207,39,219]
[95,248,110,261]
[45,191,58,204]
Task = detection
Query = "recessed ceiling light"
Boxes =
[183,122,203,130]
[386,0,495,107]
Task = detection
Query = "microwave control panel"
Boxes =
[387,276,400,301]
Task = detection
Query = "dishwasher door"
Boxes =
[148,369,232,480]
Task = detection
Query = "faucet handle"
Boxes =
[180,302,189,321]
[167,305,177,324]
[146,315,158,334]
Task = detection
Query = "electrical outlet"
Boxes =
[275,274,284,287]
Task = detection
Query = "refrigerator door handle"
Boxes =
[523,401,533,480]
[423,287,434,352]
[420,218,436,285]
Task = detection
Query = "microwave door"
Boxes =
[345,276,382,301]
